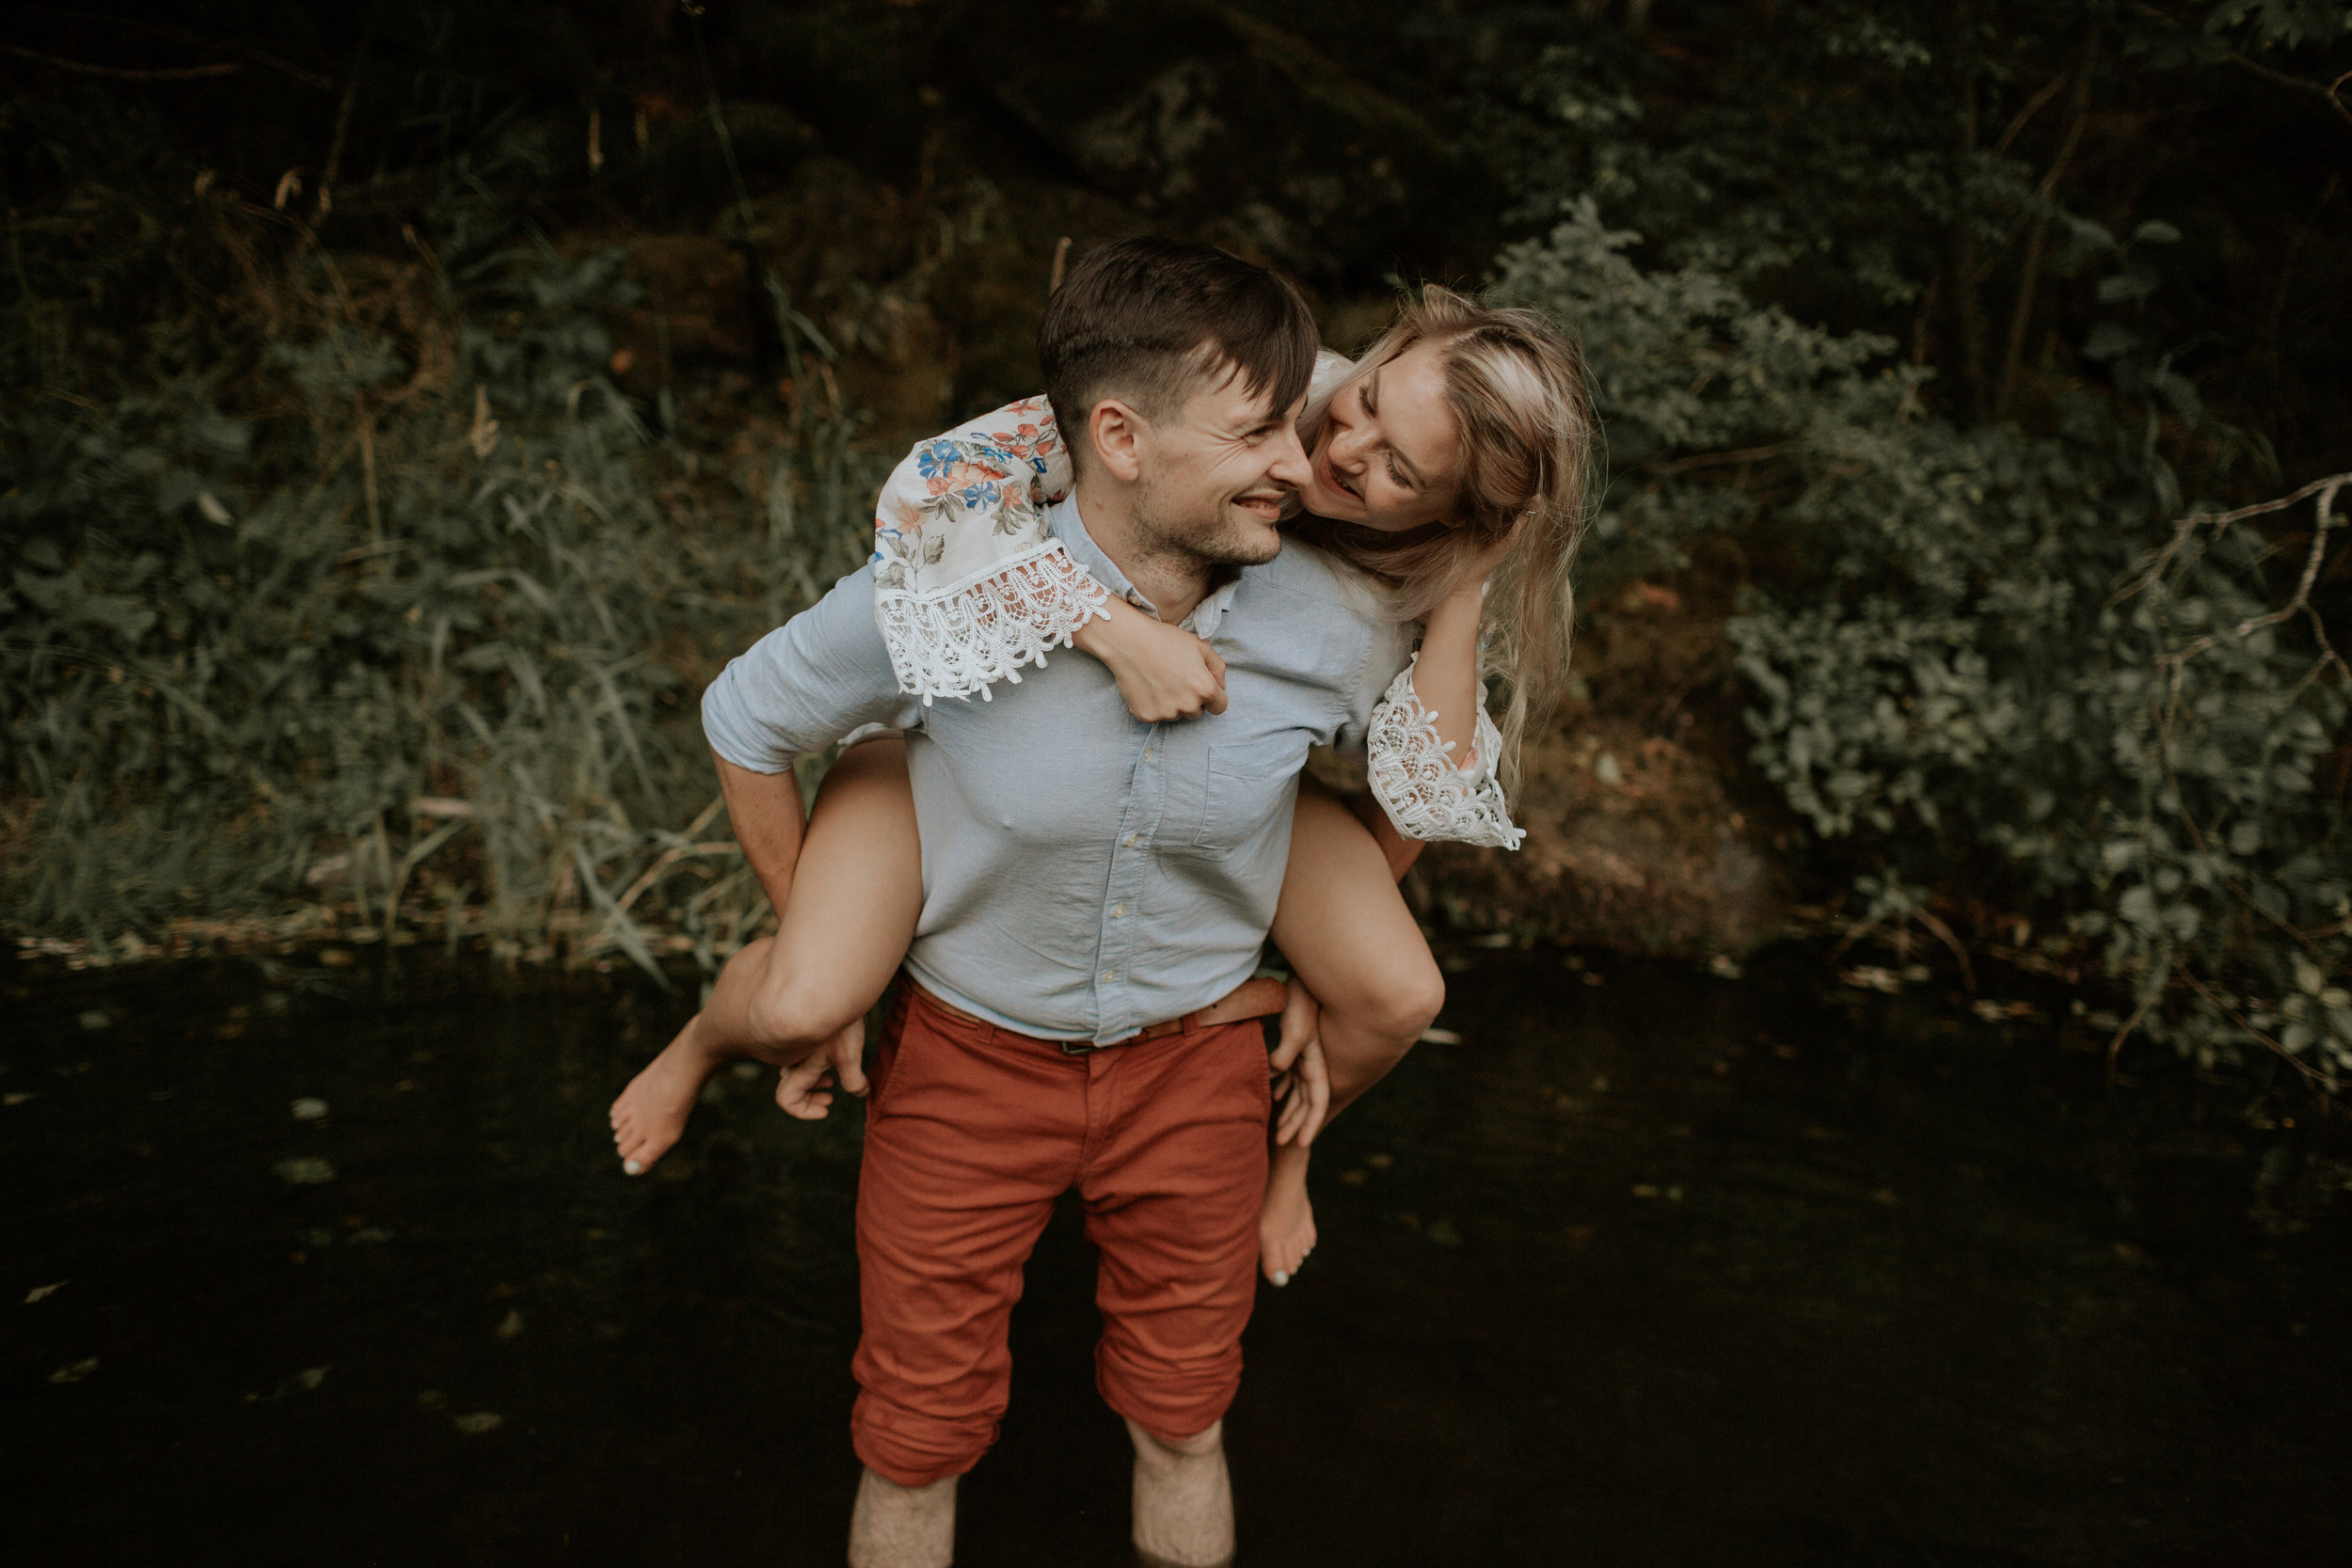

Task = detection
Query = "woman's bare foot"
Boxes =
[609,1013,730,1175]
[1258,1141,1316,1286]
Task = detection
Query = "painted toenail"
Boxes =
[1270,1271,1288,1286]
[623,1159,644,1176]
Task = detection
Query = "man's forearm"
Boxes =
[716,752,809,915]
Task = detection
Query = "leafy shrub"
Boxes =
[1491,199,2349,1087]
[1,188,880,974]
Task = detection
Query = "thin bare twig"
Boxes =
[612,844,739,916]
[2152,484,2348,684]
[2226,54,2352,131]
[1911,905,1977,992]
[15,7,336,87]
[1995,31,2096,421]
[1645,441,1796,478]
[2112,470,2352,606]
[1991,70,2070,159]
[317,28,373,218]
[3,44,241,80]
[2106,990,2157,1083]
[2178,967,2338,1092]
[2226,482,2342,641]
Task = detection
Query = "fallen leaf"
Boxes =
[292,1097,329,1121]
[453,1412,504,1434]
[49,1357,98,1385]
[273,1157,337,1185]
[24,1280,67,1304]
[1417,1026,1463,1045]
[495,1309,525,1339]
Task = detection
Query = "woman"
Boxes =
[612,284,1595,1285]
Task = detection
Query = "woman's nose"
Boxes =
[1327,423,1367,471]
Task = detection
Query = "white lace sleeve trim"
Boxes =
[876,541,1111,704]
[1367,657,1525,850]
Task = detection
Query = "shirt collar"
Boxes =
[1049,495,1247,639]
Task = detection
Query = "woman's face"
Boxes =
[1298,339,1463,533]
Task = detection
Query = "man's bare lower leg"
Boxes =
[1127,1418,1234,1568]
[848,1468,956,1568]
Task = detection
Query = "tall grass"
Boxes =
[2,181,882,977]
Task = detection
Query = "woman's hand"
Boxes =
[773,1018,868,1120]
[1447,521,1522,605]
[1268,976,1329,1148]
[1073,596,1228,722]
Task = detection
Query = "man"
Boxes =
[698,236,1414,1568]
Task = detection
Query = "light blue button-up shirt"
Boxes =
[701,496,1410,1044]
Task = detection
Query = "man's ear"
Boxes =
[1088,399,1147,484]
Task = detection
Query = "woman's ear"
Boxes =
[1089,399,1147,484]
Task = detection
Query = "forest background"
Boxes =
[4,0,2349,1104]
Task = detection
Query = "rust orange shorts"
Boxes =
[849,982,1271,1487]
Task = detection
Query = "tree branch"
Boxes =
[2,44,241,80]
[1994,31,2096,421]
[1990,70,2070,159]
[2227,54,2352,130]
[2115,470,2352,606]
[1644,441,1796,478]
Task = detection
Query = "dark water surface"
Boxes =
[7,945,2347,1566]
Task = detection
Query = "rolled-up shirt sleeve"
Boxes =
[1332,617,1416,762]
[701,563,919,773]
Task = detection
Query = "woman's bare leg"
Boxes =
[610,739,922,1173]
[1260,784,1445,1282]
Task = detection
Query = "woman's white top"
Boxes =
[865,357,1522,849]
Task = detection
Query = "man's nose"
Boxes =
[1264,423,1311,490]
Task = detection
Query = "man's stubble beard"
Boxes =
[1130,468,1285,575]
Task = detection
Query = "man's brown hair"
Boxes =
[1038,236,1318,471]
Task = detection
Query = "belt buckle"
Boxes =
[1059,1038,1106,1057]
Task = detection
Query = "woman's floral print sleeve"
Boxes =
[1366,655,1525,849]
[870,396,1109,703]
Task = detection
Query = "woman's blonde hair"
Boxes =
[1289,284,1599,792]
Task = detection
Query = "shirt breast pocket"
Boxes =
[1190,731,1310,852]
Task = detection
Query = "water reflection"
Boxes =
[5,947,2344,1564]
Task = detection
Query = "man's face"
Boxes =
[1129,365,1312,568]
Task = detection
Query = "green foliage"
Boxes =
[1492,198,2350,1086]
[1,194,880,973]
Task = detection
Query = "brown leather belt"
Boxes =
[906,975,1289,1054]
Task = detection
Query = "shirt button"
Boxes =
[1101,970,1120,983]
[1111,903,1126,918]
[1122,832,1138,847]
